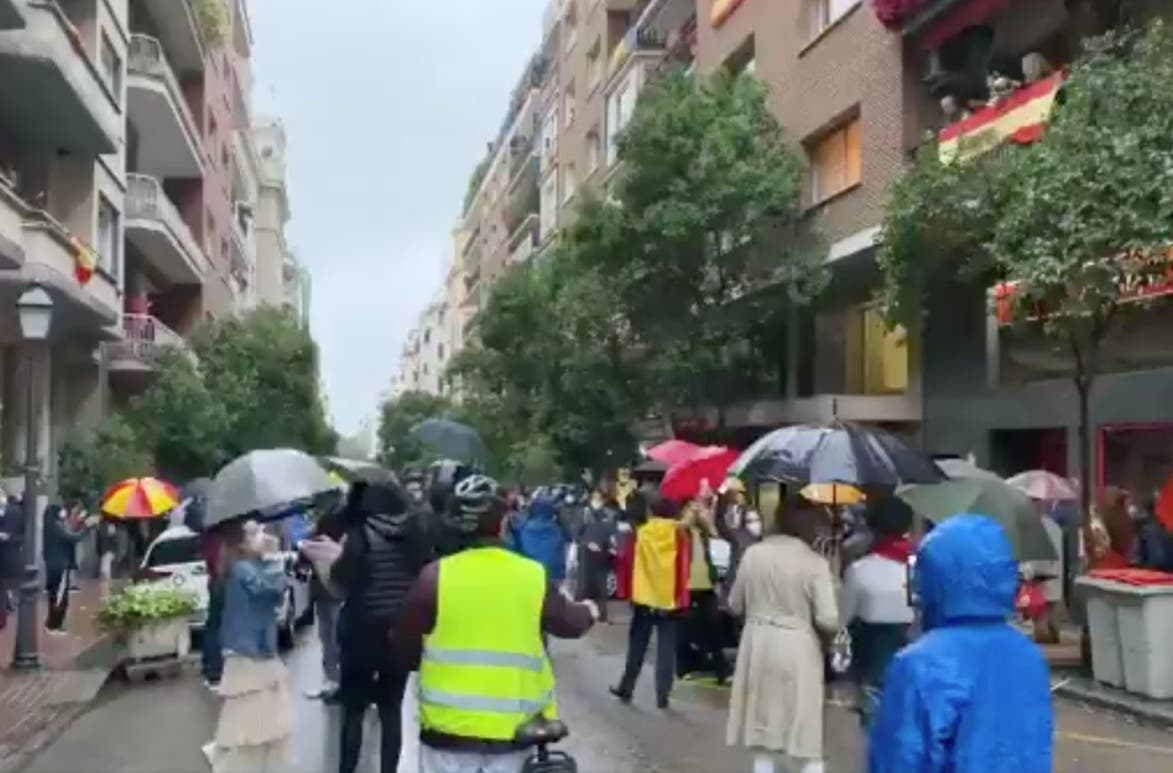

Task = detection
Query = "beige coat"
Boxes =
[726,535,839,758]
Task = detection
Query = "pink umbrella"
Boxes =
[645,439,706,467]
[1006,470,1078,502]
[660,447,740,502]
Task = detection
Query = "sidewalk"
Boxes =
[1052,672,1173,729]
[0,579,116,773]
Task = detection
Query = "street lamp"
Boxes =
[11,285,53,671]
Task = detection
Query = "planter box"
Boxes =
[1077,577,1173,699]
[124,618,191,661]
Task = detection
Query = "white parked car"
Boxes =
[138,525,313,649]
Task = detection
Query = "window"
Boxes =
[221,145,230,170]
[563,163,578,203]
[99,33,122,99]
[541,106,559,172]
[207,110,218,140]
[564,80,576,128]
[587,126,601,174]
[587,38,602,92]
[810,117,862,204]
[810,0,858,39]
[438,343,445,361]
[845,305,908,394]
[96,196,120,279]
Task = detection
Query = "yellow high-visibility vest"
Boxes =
[418,547,556,741]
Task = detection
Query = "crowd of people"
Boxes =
[81,455,1058,773]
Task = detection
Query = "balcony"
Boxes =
[0,0,23,29]
[232,0,252,58]
[0,173,24,268]
[105,314,192,375]
[608,25,666,81]
[128,34,205,179]
[508,213,539,264]
[125,174,207,285]
[138,0,204,74]
[504,142,539,235]
[0,1,120,155]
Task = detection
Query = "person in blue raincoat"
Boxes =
[868,514,1052,773]
[506,495,568,584]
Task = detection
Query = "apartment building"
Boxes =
[251,116,291,309]
[0,0,280,501]
[0,0,130,489]
[282,250,310,327]
[393,290,451,398]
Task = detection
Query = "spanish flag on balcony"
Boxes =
[70,236,97,285]
[938,73,1064,164]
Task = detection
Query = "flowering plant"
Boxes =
[871,0,928,28]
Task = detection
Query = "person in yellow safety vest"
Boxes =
[395,474,599,773]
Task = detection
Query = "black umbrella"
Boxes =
[729,422,943,488]
[409,418,486,464]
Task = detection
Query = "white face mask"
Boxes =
[745,512,762,538]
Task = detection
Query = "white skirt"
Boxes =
[210,655,292,773]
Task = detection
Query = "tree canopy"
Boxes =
[443,68,819,480]
[58,307,337,496]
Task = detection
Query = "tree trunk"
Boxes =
[1075,373,1093,536]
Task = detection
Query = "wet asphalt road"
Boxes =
[19,614,1173,773]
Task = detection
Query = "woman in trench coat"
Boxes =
[726,494,839,773]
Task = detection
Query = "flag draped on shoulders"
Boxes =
[630,517,690,611]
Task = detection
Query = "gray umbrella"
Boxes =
[206,448,335,528]
[322,456,398,485]
[409,418,486,464]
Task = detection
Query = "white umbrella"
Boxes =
[206,448,335,528]
[937,457,1003,482]
[1006,470,1078,502]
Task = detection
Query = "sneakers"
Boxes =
[203,679,222,694]
[608,685,632,704]
[44,627,68,638]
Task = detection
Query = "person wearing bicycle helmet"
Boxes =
[424,459,477,557]
[396,474,599,773]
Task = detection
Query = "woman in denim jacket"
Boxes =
[204,520,292,773]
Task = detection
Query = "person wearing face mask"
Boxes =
[204,519,291,773]
[718,479,762,586]
[577,489,618,623]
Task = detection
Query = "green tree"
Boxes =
[377,390,453,469]
[125,348,229,481]
[193,307,337,458]
[57,413,152,507]
[878,23,1173,527]
[607,69,822,420]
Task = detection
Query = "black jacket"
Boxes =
[0,504,23,580]
[332,508,431,630]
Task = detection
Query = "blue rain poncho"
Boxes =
[868,515,1053,773]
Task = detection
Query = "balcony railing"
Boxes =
[128,34,203,156]
[107,313,189,365]
[126,173,207,272]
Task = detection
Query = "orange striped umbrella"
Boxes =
[101,477,180,519]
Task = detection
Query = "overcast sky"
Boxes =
[248,0,548,435]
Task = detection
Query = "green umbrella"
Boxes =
[898,478,1057,562]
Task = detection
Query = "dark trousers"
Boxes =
[0,576,8,629]
[339,624,409,773]
[616,605,679,704]
[581,554,610,622]
[202,577,225,683]
[677,589,729,682]
[45,567,70,631]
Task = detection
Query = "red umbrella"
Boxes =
[660,447,740,502]
[646,439,706,467]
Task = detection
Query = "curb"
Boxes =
[1052,678,1173,730]
[0,634,119,773]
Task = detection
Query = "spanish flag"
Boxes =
[629,518,690,611]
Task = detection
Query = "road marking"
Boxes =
[1057,731,1173,755]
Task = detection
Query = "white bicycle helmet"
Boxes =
[452,474,501,532]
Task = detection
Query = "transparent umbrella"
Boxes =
[206,448,335,529]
